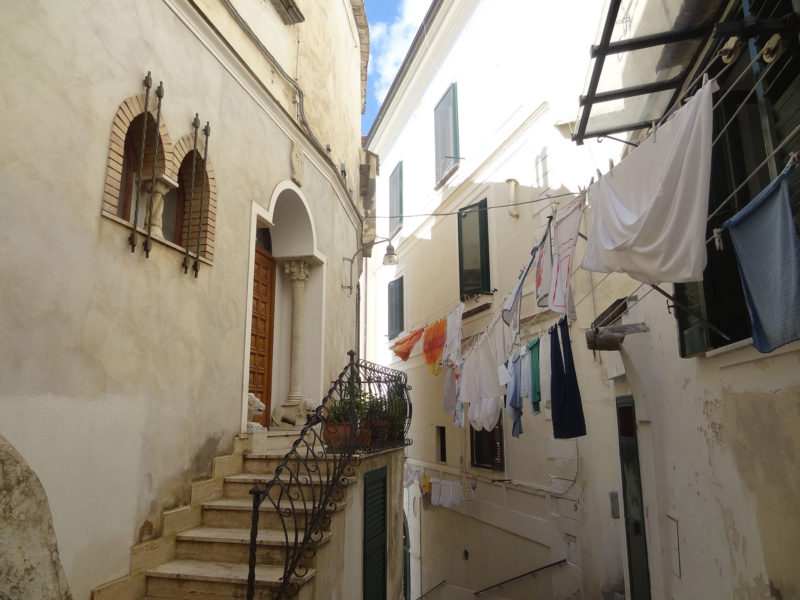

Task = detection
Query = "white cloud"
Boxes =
[368,0,429,105]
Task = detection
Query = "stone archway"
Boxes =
[261,184,324,427]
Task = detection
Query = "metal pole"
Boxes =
[144,81,165,258]
[183,114,200,274]
[650,284,731,341]
[129,72,151,252]
[193,122,211,277]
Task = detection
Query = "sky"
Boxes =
[361,0,430,136]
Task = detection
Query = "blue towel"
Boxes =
[722,163,800,353]
[508,351,523,438]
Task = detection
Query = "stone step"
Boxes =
[145,558,314,600]
[201,498,344,531]
[223,472,357,500]
[243,450,340,474]
[248,429,313,454]
[176,526,331,565]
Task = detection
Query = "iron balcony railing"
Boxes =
[246,351,413,600]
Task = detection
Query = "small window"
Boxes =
[434,83,459,186]
[388,276,404,339]
[389,161,403,236]
[470,420,504,471]
[436,426,447,462]
[458,199,490,298]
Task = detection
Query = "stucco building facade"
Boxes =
[0,1,388,598]
[364,0,800,599]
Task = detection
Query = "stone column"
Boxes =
[144,179,172,238]
[277,259,310,427]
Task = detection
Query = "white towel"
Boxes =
[582,78,718,284]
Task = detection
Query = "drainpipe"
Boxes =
[506,178,519,218]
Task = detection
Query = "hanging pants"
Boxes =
[550,317,586,439]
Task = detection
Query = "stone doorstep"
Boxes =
[248,429,310,454]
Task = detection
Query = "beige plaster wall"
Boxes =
[612,294,800,600]
[0,1,361,598]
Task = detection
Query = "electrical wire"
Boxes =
[365,190,577,219]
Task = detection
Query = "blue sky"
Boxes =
[361,0,430,135]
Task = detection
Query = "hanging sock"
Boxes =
[582,78,718,284]
[423,318,447,375]
[550,317,586,439]
[393,328,424,361]
[549,197,582,319]
[722,163,800,353]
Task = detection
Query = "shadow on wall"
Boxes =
[0,433,73,599]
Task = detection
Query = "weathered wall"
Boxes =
[0,434,73,600]
[0,0,362,598]
[613,296,800,600]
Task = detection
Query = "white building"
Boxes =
[364,0,800,598]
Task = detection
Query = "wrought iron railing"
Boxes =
[246,351,412,599]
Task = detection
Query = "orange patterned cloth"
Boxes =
[423,318,447,375]
[393,327,424,361]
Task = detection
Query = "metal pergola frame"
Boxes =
[573,0,728,144]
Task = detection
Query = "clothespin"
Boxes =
[712,228,724,251]
[589,176,595,186]
[652,120,657,142]
[608,158,614,172]
[595,168,602,180]
[789,152,799,167]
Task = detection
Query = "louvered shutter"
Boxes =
[390,162,403,236]
[388,277,404,339]
[363,467,387,600]
[434,83,459,184]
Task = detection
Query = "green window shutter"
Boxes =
[434,83,459,184]
[390,162,403,236]
[388,276,404,339]
[458,198,490,298]
[363,467,387,600]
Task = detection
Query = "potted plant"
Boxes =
[363,394,389,447]
[387,391,408,443]
[322,396,357,451]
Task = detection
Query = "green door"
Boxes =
[616,396,651,599]
[363,467,387,600]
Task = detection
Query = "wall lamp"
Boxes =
[342,237,398,295]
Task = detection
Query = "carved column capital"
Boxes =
[284,260,310,281]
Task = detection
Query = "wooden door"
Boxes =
[249,247,276,426]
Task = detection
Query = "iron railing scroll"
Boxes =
[246,350,412,600]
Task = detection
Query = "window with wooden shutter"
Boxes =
[388,276,404,340]
[458,199,490,298]
[434,83,459,186]
[390,161,403,237]
[363,467,387,600]
[470,420,504,471]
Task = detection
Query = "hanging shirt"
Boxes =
[582,78,718,284]
[519,345,532,405]
[460,349,480,429]
[549,197,582,320]
[423,318,447,375]
[539,331,551,414]
[393,328,424,361]
[442,303,465,366]
[502,250,535,327]
[444,367,458,417]
[508,350,523,437]
[550,317,586,439]
[722,162,800,352]
[528,338,541,414]
[536,223,553,308]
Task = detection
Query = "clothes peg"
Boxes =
[712,228,724,251]
[608,158,614,172]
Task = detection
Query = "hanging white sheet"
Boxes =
[581,78,718,284]
[548,197,582,320]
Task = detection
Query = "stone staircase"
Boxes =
[93,430,351,600]
[143,430,347,600]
